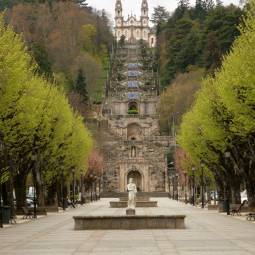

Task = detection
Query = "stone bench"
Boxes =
[73,215,186,230]
[45,206,59,213]
[16,207,47,216]
[208,204,219,210]
[110,201,158,208]
[230,204,255,213]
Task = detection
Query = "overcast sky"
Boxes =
[87,0,241,21]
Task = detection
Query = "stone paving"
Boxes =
[0,198,255,255]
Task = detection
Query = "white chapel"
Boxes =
[114,0,156,47]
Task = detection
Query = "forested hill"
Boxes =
[154,0,243,88]
[1,0,113,109]
[155,0,244,134]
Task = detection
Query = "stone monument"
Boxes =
[126,178,137,215]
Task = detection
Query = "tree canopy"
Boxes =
[154,0,243,88]
[178,0,255,205]
[0,15,93,207]
[3,0,113,105]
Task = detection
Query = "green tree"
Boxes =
[75,69,89,103]
[151,6,169,34]
[158,1,242,88]
[0,15,93,209]
[178,0,255,206]
[30,42,53,78]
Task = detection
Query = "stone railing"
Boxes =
[122,136,175,145]
[108,114,159,120]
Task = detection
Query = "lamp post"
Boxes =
[72,169,75,205]
[168,162,174,198]
[98,176,101,200]
[33,186,37,219]
[175,174,179,201]
[192,167,196,206]
[169,176,173,199]
[201,163,205,209]
[224,152,231,215]
[31,153,37,219]
[90,174,93,202]
[61,169,65,211]
[94,176,98,201]
[184,172,188,203]
[0,131,4,228]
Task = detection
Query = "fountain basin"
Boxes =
[73,215,186,230]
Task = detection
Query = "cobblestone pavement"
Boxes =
[0,198,255,255]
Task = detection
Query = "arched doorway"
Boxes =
[127,170,142,192]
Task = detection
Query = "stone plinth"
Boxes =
[110,201,158,208]
[208,204,219,210]
[73,215,186,230]
[119,196,150,202]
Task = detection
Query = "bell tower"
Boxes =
[141,0,149,27]
[141,0,148,16]
[115,0,123,27]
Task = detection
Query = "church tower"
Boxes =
[115,0,123,28]
[141,0,149,19]
[141,0,150,41]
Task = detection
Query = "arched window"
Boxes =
[128,101,138,115]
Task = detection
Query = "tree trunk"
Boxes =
[218,186,224,212]
[46,181,58,206]
[32,168,45,207]
[14,173,27,211]
[231,185,241,204]
[9,171,15,217]
[2,183,9,205]
[246,182,255,207]
[207,187,211,205]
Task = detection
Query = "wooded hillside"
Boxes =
[2,0,113,106]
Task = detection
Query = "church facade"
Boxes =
[114,0,156,48]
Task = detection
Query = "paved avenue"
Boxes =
[0,198,255,255]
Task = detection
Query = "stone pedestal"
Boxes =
[126,208,136,216]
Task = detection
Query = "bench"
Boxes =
[247,213,255,221]
[231,200,247,216]
[22,207,33,219]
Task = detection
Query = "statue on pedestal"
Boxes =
[126,178,137,215]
